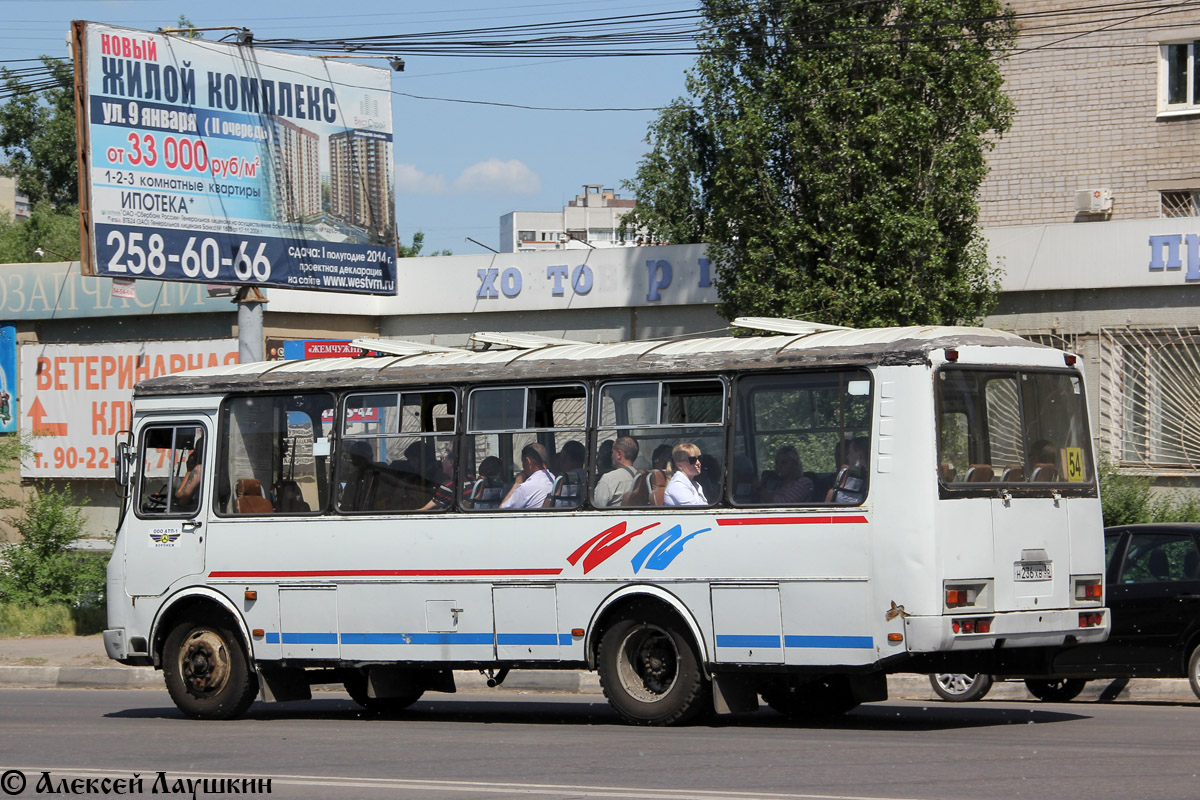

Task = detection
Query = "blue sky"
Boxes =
[2,0,694,255]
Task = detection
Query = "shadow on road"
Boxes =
[104,694,1091,730]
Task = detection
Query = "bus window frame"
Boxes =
[465,382,589,513]
[728,368,874,509]
[935,365,1098,499]
[134,420,207,521]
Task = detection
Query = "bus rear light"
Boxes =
[946,348,959,362]
[1079,612,1103,628]
[1064,353,1077,366]
[946,589,968,606]
[1072,575,1104,604]
[951,617,993,635]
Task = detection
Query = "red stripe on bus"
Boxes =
[208,568,565,578]
[716,516,869,526]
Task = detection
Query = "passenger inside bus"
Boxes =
[664,443,708,506]
[339,440,375,511]
[546,440,586,508]
[420,447,456,511]
[500,443,555,509]
[595,436,639,507]
[772,446,813,504]
[468,456,505,509]
[276,479,310,513]
[827,437,869,504]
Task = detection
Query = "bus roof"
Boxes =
[134,325,1043,397]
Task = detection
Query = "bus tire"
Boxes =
[597,608,708,726]
[1188,643,1200,701]
[1024,677,1087,702]
[343,672,424,714]
[929,673,994,702]
[760,675,860,718]
[163,616,257,720]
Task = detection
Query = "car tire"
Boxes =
[1024,677,1087,702]
[1188,643,1200,701]
[929,673,994,702]
[343,671,423,714]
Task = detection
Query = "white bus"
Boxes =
[103,320,1109,724]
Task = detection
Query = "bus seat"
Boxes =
[544,472,581,508]
[965,465,994,483]
[1000,465,1024,482]
[1030,463,1058,482]
[234,478,274,514]
[939,462,957,482]
[621,471,650,507]
[470,477,505,509]
[648,469,668,506]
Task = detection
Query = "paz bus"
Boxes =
[103,319,1109,724]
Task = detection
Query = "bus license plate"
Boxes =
[1014,561,1052,581]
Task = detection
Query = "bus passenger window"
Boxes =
[465,384,586,512]
[732,371,871,507]
[595,379,725,508]
[338,390,458,513]
[217,393,335,516]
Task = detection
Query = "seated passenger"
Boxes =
[500,443,555,509]
[664,443,708,506]
[594,436,639,507]
[276,479,310,512]
[772,446,813,504]
[828,437,868,504]
[420,447,456,511]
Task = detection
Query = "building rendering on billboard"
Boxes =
[71,22,397,295]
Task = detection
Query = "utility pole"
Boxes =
[236,286,267,362]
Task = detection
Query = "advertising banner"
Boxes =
[19,339,238,478]
[74,22,396,295]
[0,326,15,435]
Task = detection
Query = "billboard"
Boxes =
[72,22,397,295]
[19,339,238,478]
[0,326,15,434]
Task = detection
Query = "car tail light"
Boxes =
[1079,612,1104,628]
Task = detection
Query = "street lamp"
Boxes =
[33,245,72,260]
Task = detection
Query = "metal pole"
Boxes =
[236,286,267,363]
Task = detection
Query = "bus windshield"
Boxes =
[937,368,1093,486]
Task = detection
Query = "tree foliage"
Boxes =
[0,201,81,263]
[0,57,77,207]
[623,0,1016,327]
[0,483,104,607]
[397,231,451,258]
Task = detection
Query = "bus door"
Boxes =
[127,421,208,596]
[493,584,560,660]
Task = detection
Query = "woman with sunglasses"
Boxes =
[663,442,708,506]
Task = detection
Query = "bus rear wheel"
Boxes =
[163,616,257,720]
[761,676,860,718]
[343,671,424,714]
[597,608,708,726]
[1024,677,1087,702]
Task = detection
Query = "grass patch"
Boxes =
[0,603,106,637]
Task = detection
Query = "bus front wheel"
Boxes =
[597,609,708,726]
[162,616,257,720]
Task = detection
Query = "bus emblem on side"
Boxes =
[149,529,181,546]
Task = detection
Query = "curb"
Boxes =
[1,666,1194,704]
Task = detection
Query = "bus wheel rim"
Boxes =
[179,629,231,696]
[616,624,679,702]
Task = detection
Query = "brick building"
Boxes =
[981,1,1200,480]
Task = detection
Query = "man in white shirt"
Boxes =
[501,443,555,509]
[664,442,708,506]
[593,436,639,507]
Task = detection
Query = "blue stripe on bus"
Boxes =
[559,633,575,645]
[715,634,783,648]
[279,632,338,645]
[784,635,873,649]
[341,632,494,646]
[497,633,561,646]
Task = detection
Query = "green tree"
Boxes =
[623,0,1016,327]
[397,231,451,258]
[0,483,104,607]
[0,57,76,207]
[0,201,80,262]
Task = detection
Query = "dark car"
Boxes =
[930,523,1200,702]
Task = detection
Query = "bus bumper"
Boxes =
[103,628,153,666]
[903,609,1110,653]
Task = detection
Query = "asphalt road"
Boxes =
[0,689,1197,800]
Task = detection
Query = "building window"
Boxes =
[1160,41,1200,113]
[518,230,536,242]
[1161,190,1200,218]
[1100,327,1200,471]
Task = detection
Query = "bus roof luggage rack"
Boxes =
[348,338,461,356]
[731,317,852,336]
[470,332,590,350]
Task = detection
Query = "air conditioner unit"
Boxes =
[1074,188,1112,214]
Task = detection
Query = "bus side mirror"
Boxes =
[114,431,134,488]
